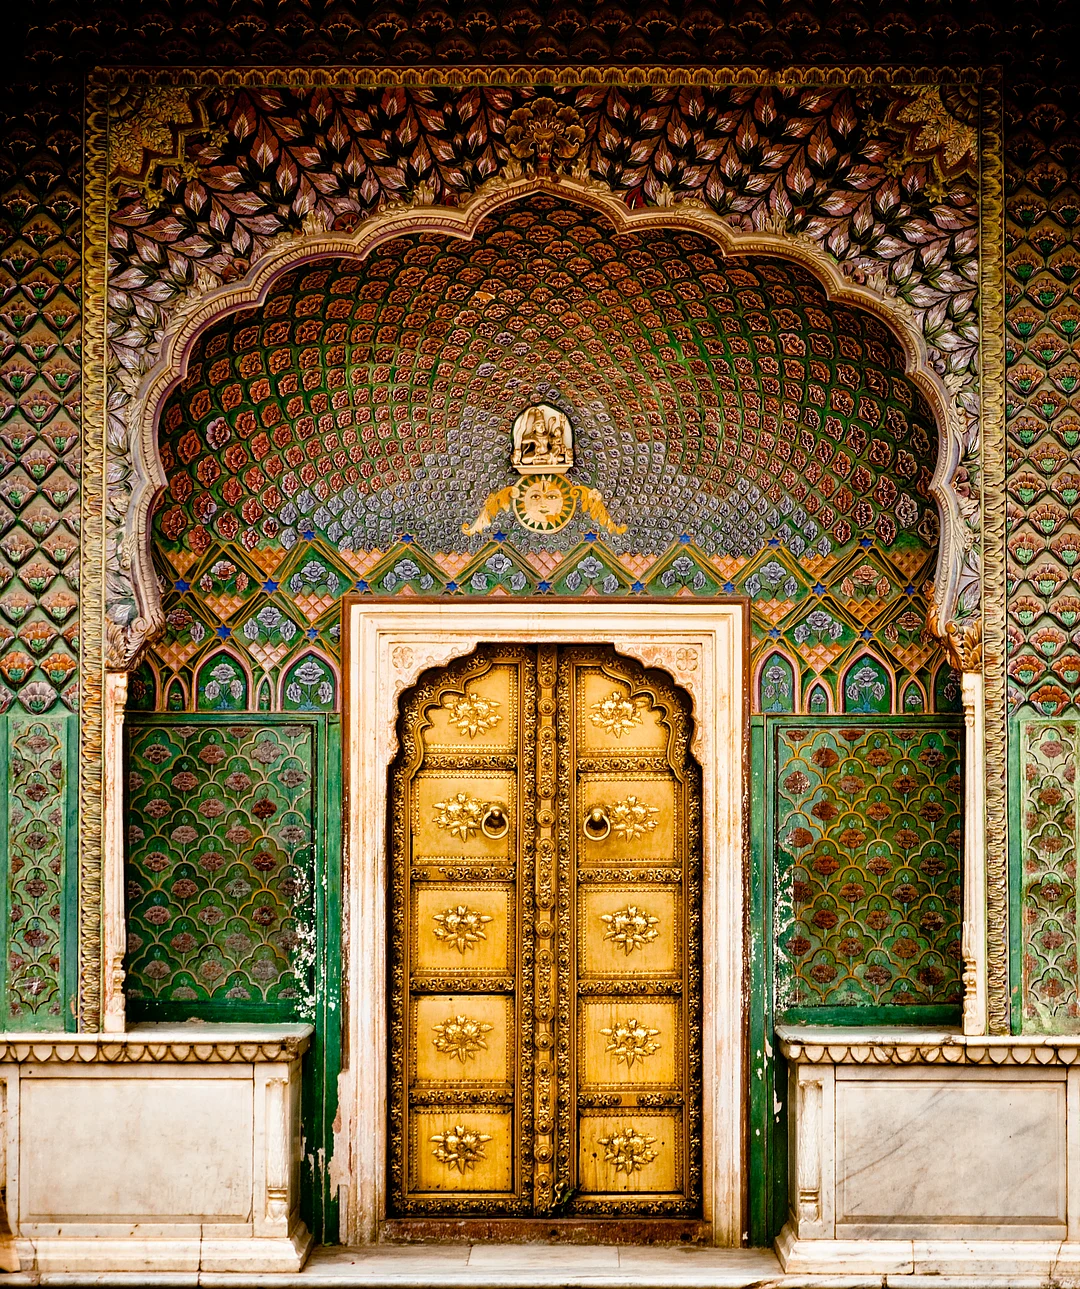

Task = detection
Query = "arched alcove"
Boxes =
[140,189,956,715]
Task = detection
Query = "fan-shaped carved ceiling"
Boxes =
[155,193,938,567]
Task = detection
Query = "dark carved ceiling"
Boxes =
[2,1,1079,75]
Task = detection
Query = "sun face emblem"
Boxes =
[512,475,577,532]
[600,1017,661,1067]
[432,905,493,954]
[601,904,660,955]
[597,1124,658,1174]
[589,690,650,737]
[432,1014,494,1063]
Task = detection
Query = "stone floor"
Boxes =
[4,1243,1076,1287]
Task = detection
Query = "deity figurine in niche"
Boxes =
[511,403,574,474]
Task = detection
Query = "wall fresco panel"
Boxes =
[124,719,316,1014]
[774,721,963,1012]
[4,713,72,1027]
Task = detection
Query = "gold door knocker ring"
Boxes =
[583,805,611,841]
[480,803,510,840]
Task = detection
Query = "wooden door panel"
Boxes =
[390,646,536,1216]
[577,884,682,977]
[390,644,700,1221]
[412,773,517,859]
[561,647,702,1217]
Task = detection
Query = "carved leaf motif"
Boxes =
[430,1123,492,1172]
[600,904,660,954]
[431,904,493,953]
[589,691,650,737]
[597,1124,658,1174]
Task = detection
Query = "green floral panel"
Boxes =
[5,715,70,1025]
[775,722,963,1010]
[125,721,315,1013]
[1019,720,1080,1032]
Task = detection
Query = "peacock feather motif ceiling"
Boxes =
[156,196,939,560]
[144,194,953,718]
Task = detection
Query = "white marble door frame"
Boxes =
[340,600,748,1245]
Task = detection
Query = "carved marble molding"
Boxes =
[777,1027,1080,1067]
[341,599,746,1244]
[0,1026,313,1065]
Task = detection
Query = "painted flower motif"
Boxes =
[432,1014,494,1063]
[601,905,660,954]
[430,1123,492,1173]
[597,1124,658,1174]
[600,1017,661,1067]
[432,905,493,954]
[589,690,650,738]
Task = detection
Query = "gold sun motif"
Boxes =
[597,1124,658,1174]
[512,474,577,532]
[608,795,660,841]
[601,905,660,955]
[444,690,502,738]
[432,1014,494,1063]
[432,905,493,954]
[589,690,650,737]
[432,791,488,840]
[430,1123,492,1173]
[600,1017,661,1067]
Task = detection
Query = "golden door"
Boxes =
[389,644,702,1218]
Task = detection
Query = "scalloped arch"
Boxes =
[117,174,967,667]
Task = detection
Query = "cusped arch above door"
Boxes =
[117,175,969,675]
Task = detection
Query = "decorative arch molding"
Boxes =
[115,172,968,670]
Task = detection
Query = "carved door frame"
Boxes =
[341,599,748,1245]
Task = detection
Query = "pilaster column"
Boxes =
[961,671,987,1036]
[102,671,128,1032]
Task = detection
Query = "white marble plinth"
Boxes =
[777,1024,1080,1273]
[0,1023,313,1275]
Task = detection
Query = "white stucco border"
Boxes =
[340,599,748,1245]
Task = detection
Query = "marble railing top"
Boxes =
[777,1025,1080,1065]
[0,1021,314,1064]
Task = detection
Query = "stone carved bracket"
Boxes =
[88,98,981,669]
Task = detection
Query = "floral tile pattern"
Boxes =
[124,721,316,1012]
[5,715,68,1024]
[775,722,963,1010]
[1020,721,1080,1030]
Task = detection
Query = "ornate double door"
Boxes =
[389,644,702,1218]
